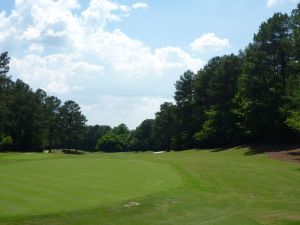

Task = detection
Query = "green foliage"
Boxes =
[145,6,300,149]
[193,55,243,146]
[286,111,300,132]
[153,102,177,150]
[0,52,9,77]
[0,52,87,151]
[59,100,87,150]
[130,119,155,151]
[111,123,130,135]
[95,123,132,152]
[233,12,293,141]
[193,110,217,144]
[285,77,300,135]
[0,52,11,138]
[0,135,13,150]
[82,125,111,151]
[174,70,197,149]
[95,133,125,152]
[44,96,62,149]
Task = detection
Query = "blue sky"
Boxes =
[106,0,298,57]
[0,0,298,128]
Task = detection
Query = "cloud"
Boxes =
[1,0,203,82]
[153,46,204,74]
[132,3,149,10]
[81,0,131,29]
[81,96,173,128]
[10,54,104,94]
[267,0,298,7]
[81,1,148,30]
[190,33,230,53]
[0,0,205,128]
[28,44,44,54]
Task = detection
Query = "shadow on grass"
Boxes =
[62,149,86,155]
[244,144,300,156]
[209,147,229,153]
[198,143,300,156]
[209,145,248,153]
[287,151,300,156]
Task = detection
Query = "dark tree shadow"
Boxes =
[209,147,229,153]
[286,152,300,162]
[209,145,248,153]
[244,144,300,156]
[287,151,300,156]
[62,149,85,155]
[194,143,300,156]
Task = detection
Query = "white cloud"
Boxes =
[81,96,173,128]
[132,3,149,9]
[81,0,126,30]
[1,0,204,128]
[10,54,104,94]
[267,0,298,7]
[154,46,204,74]
[81,0,148,30]
[190,33,230,53]
[73,86,84,92]
[28,43,44,54]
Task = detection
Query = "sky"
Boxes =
[0,0,299,129]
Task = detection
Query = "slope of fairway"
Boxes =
[0,155,181,217]
[0,148,300,225]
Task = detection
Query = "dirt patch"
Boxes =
[267,149,300,164]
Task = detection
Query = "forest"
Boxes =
[1,4,300,152]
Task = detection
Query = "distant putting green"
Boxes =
[0,155,181,217]
[0,148,299,225]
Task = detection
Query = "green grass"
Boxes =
[0,147,299,225]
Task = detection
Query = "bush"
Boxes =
[0,135,13,151]
[95,133,125,152]
[286,111,300,132]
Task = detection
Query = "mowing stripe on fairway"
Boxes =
[0,156,182,217]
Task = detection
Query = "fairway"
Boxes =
[0,155,181,217]
[0,148,300,225]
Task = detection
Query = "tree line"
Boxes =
[1,4,300,152]
[96,4,300,152]
[0,56,87,151]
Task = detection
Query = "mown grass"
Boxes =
[0,147,299,225]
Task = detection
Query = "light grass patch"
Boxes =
[0,157,181,217]
[123,202,141,208]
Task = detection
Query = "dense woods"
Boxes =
[0,57,87,151]
[1,4,300,152]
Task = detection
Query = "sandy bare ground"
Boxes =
[267,148,300,164]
